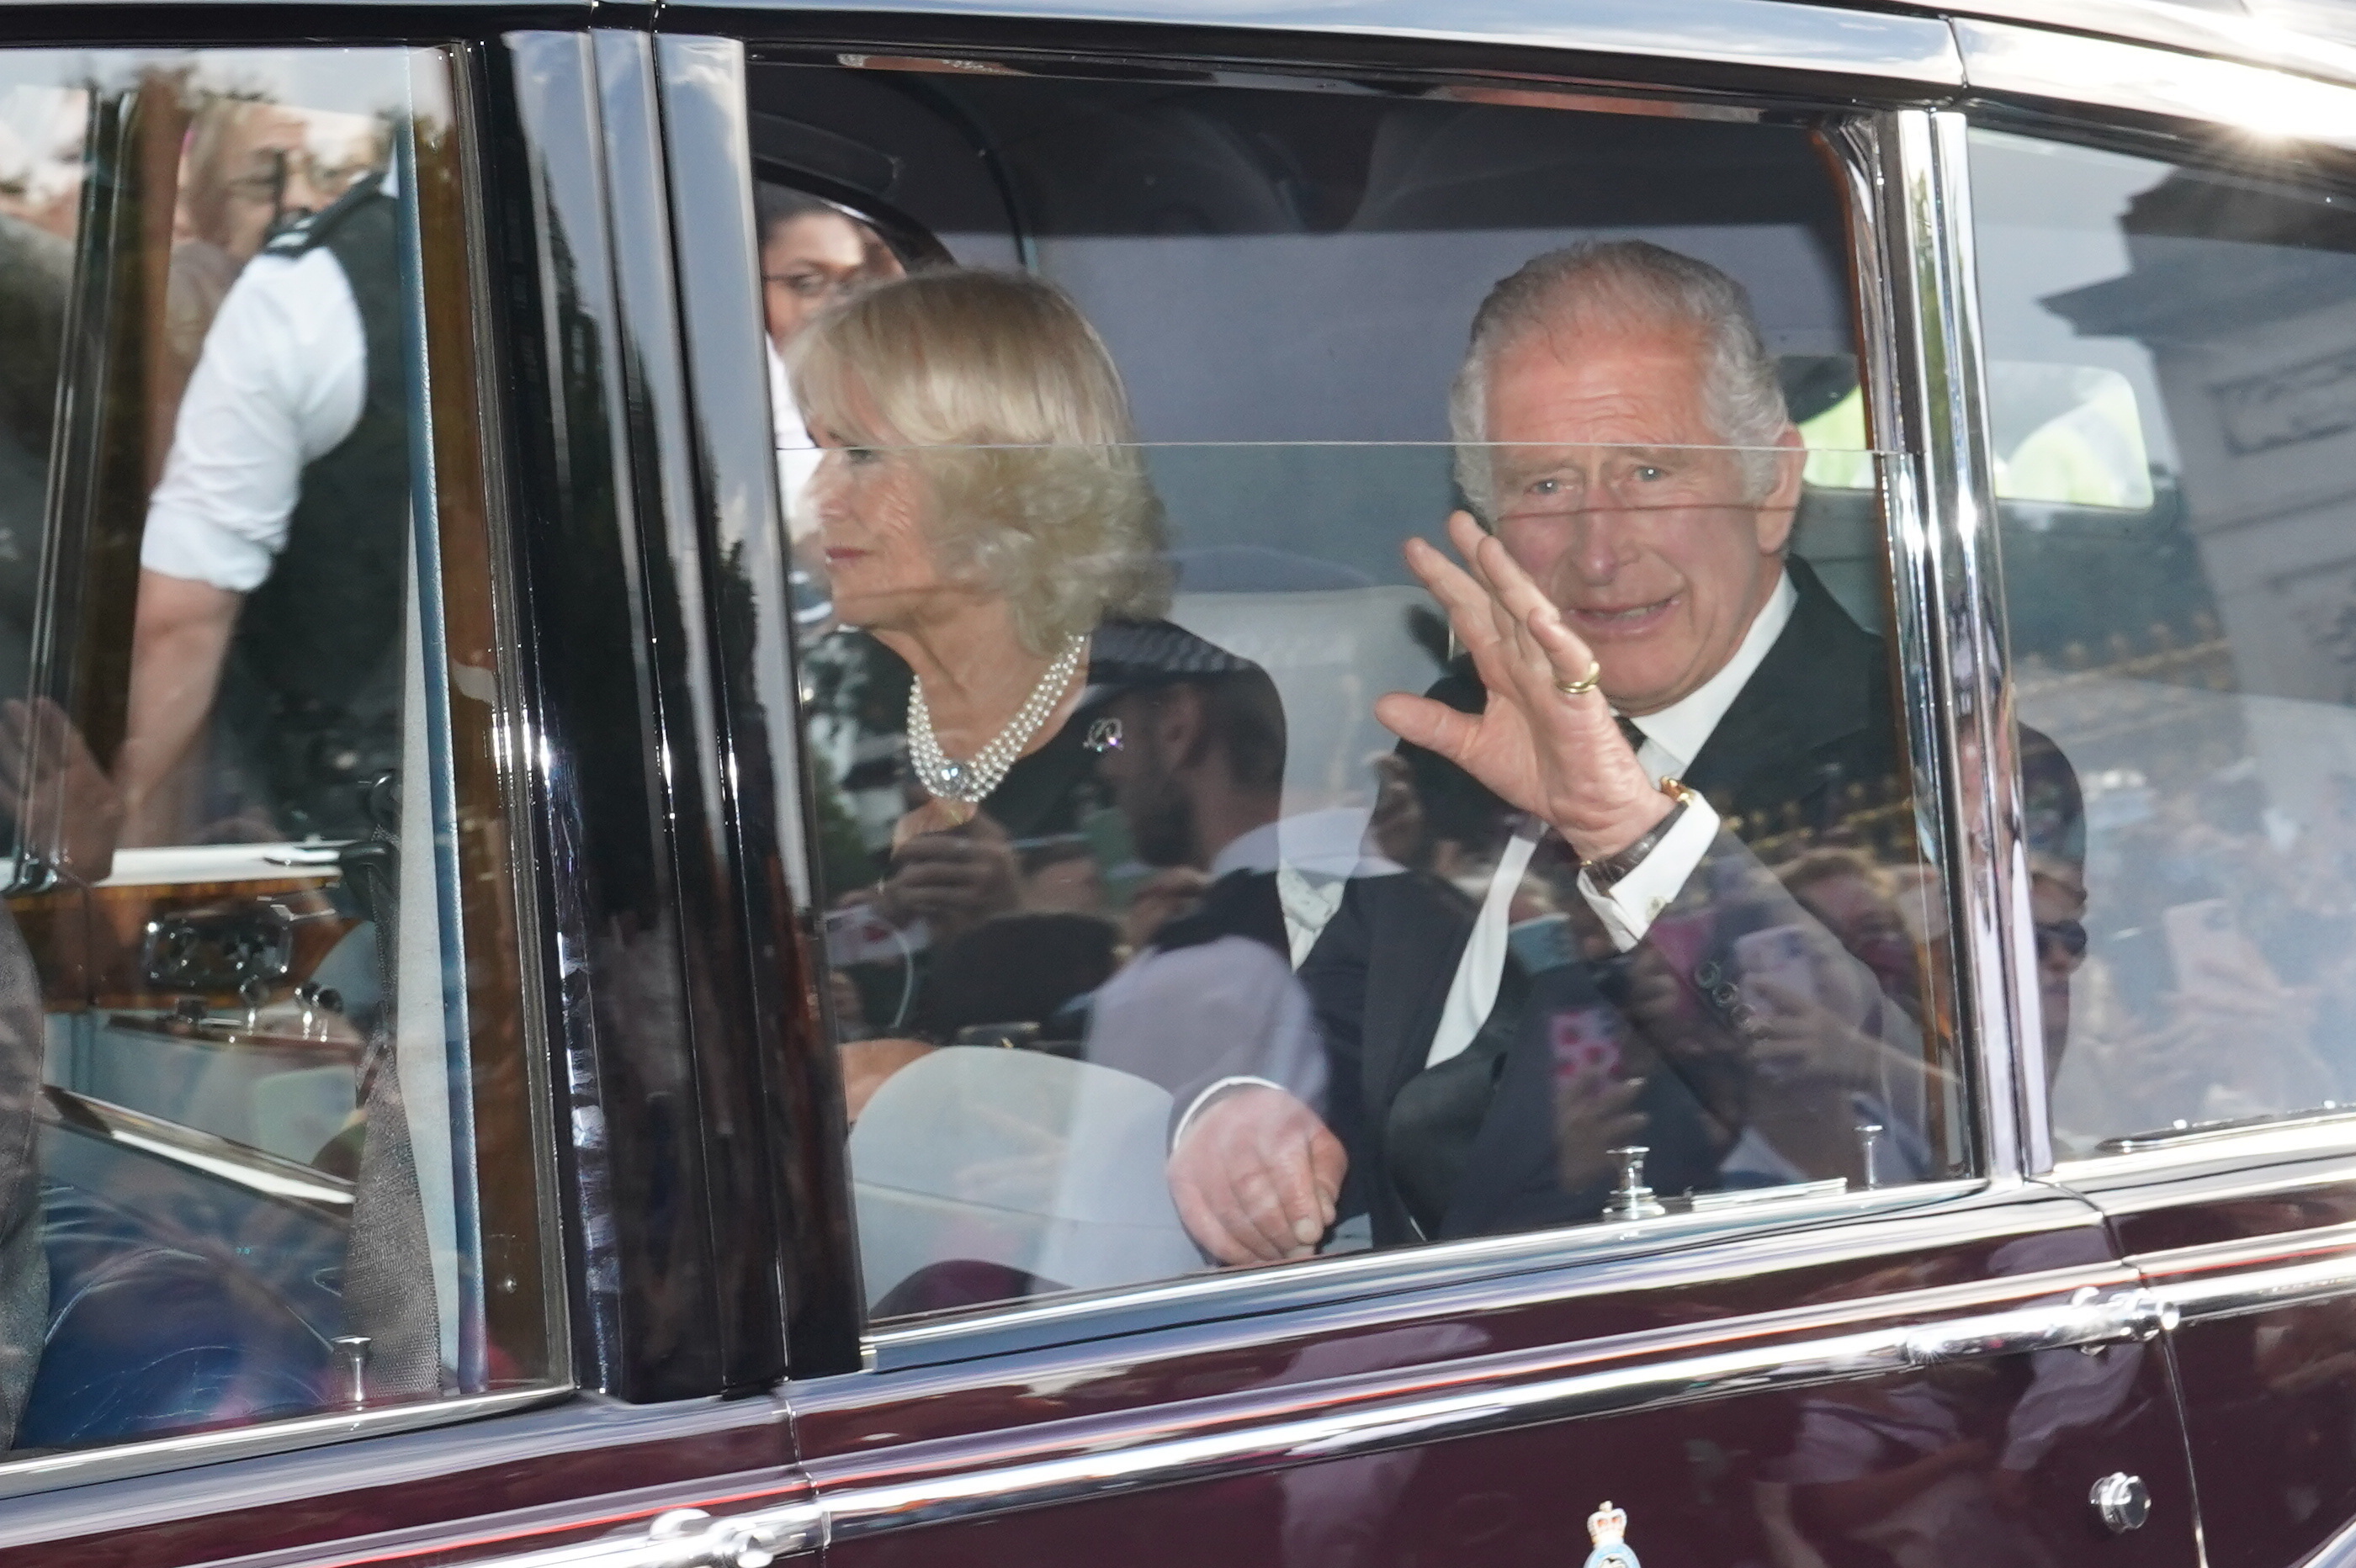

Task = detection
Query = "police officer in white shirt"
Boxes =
[123,169,407,845]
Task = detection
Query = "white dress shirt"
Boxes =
[141,246,366,591]
[1425,570,1798,1068]
[1173,573,1804,1136]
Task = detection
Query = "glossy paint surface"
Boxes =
[650,32,862,1382]
[0,1395,795,1566]
[592,23,788,1398]
[2065,1142,2356,1568]
[793,1184,2199,1567]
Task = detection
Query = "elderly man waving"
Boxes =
[1170,240,1968,1263]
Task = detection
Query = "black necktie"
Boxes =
[1617,715,1648,755]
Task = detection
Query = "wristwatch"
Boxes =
[1584,778,1698,893]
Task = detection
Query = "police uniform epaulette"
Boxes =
[261,174,390,259]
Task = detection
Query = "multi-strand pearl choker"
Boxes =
[906,631,1089,806]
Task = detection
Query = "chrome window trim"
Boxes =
[0,1384,573,1502]
[814,1273,2166,1545]
[862,1179,1987,1372]
[1957,18,2356,156]
[2094,1105,2356,1157]
[1942,0,2356,95]
[2052,1113,2356,1188]
[1872,108,2046,1181]
[1824,113,1992,1188]
[692,0,1963,89]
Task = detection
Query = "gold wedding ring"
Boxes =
[1553,659,1603,697]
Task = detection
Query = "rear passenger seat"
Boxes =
[19,1103,343,1448]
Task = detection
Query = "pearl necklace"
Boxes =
[907,632,1088,804]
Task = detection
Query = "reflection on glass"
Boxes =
[1974,128,2356,1155]
[0,46,554,1459]
[790,254,1955,1322]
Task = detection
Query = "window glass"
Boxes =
[759,66,1973,1322]
[0,46,555,1459]
[1971,128,2356,1155]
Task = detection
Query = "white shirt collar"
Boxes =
[1208,818,1284,879]
[1616,568,1797,774]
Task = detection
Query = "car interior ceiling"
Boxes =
[748,61,1886,622]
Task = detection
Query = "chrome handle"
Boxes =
[1902,1288,2175,1368]
[2091,1472,2152,1534]
[424,1502,823,1568]
[1606,1145,1665,1220]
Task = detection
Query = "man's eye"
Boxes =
[1530,477,1562,497]
[1633,465,1666,482]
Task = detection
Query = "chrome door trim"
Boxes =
[350,1500,825,1568]
[808,1276,2167,1544]
[1872,109,2044,1180]
[0,1385,572,1502]
[1957,18,2356,156]
[862,1178,1984,1371]
[687,0,1963,89]
[2138,1223,2356,1327]
[40,1084,354,1216]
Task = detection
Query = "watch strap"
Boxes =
[1584,778,1698,893]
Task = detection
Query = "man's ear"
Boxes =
[1754,424,1807,555]
[1159,682,1210,771]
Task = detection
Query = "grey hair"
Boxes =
[1447,241,1792,520]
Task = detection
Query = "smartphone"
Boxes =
[1509,912,1577,976]
[1734,924,1818,1009]
[1550,1005,1623,1085]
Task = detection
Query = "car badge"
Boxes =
[1084,716,1123,753]
[1584,1502,1642,1568]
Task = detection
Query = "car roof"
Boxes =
[40,0,2356,103]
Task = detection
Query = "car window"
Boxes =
[757,64,1976,1323]
[1971,127,2356,1157]
[0,45,557,1463]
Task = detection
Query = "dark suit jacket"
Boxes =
[1303,557,1911,1246]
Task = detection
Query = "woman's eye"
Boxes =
[846,446,878,465]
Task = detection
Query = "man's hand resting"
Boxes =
[1168,1085,1345,1265]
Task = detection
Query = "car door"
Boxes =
[0,16,818,1565]
[642,8,2208,1568]
[1952,21,2356,1568]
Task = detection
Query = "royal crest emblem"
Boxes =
[1583,1501,1642,1568]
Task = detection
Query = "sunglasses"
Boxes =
[2035,919,2088,967]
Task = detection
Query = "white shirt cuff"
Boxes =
[1171,1075,1284,1150]
[1575,793,1722,951]
[140,510,276,592]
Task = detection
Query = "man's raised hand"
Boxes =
[1374,511,1667,863]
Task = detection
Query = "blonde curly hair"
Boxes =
[789,268,1170,654]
